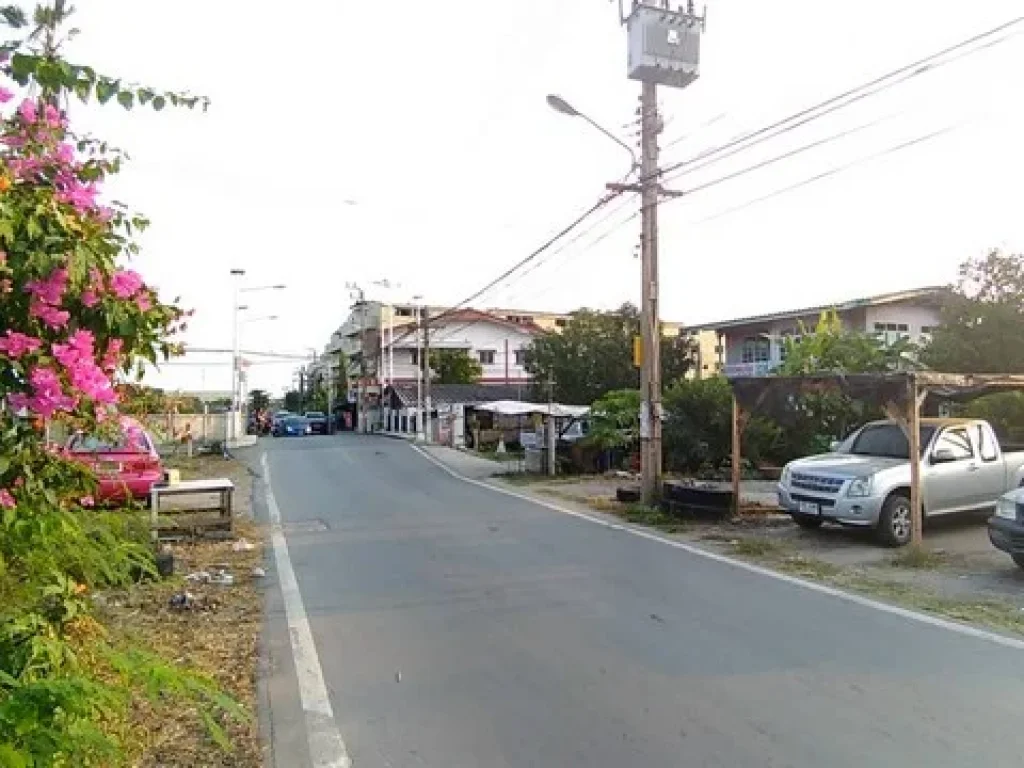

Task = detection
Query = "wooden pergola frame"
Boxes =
[728,372,1024,546]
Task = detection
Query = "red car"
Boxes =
[65,421,164,503]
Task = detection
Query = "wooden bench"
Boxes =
[149,478,235,541]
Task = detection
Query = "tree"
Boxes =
[770,310,910,458]
[334,350,348,402]
[0,3,235,763]
[284,390,302,412]
[431,349,482,384]
[586,389,642,451]
[922,249,1024,373]
[524,303,694,405]
[776,310,913,375]
[248,388,270,413]
[662,376,781,474]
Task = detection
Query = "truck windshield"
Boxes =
[847,424,937,459]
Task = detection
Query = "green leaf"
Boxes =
[137,87,153,105]
[8,52,34,85]
[73,77,91,102]
[152,94,166,111]
[95,78,115,105]
[0,743,28,768]
[0,456,9,475]
[116,89,134,109]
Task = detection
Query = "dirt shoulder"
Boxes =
[496,473,1024,637]
[97,453,266,767]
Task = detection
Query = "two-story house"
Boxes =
[692,286,947,378]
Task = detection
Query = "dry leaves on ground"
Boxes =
[97,455,266,767]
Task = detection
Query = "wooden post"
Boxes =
[907,374,923,546]
[731,395,742,516]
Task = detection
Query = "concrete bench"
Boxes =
[150,477,235,541]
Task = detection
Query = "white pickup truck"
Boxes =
[777,418,1024,546]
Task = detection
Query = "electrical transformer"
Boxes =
[626,4,702,89]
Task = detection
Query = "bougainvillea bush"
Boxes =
[0,4,243,764]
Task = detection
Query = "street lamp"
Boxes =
[546,93,639,172]
[229,270,286,443]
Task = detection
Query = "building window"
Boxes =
[478,350,496,365]
[394,307,414,317]
[409,349,419,366]
[741,337,770,363]
[555,318,567,328]
[514,349,527,365]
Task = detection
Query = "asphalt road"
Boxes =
[259,434,1024,768]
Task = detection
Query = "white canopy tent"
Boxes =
[473,400,589,418]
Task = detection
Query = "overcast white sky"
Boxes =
[60,1,1024,394]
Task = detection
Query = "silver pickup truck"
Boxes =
[777,418,1024,546]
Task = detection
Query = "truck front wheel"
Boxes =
[877,492,912,547]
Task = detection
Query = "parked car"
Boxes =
[303,411,328,435]
[777,418,1024,546]
[64,420,163,503]
[987,487,1024,570]
[273,416,310,437]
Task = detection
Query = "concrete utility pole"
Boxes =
[422,306,432,443]
[638,79,663,503]
[615,0,703,504]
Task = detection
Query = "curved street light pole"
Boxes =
[546,94,639,173]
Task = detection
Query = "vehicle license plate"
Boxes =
[798,501,820,516]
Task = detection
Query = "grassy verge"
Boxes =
[100,455,264,766]
[724,535,1024,637]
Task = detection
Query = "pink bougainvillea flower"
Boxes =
[29,299,70,330]
[8,366,77,418]
[79,495,95,508]
[0,87,14,104]
[102,338,123,372]
[18,98,36,124]
[135,292,152,312]
[110,269,144,299]
[43,103,60,127]
[25,267,68,306]
[0,330,42,358]
[96,206,113,223]
[80,289,99,308]
[0,489,14,509]
[55,142,75,164]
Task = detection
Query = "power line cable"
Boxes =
[655,16,1023,184]
[380,17,1023,353]
[685,125,959,228]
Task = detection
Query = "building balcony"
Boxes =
[724,360,780,377]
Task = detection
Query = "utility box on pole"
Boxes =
[626,4,702,89]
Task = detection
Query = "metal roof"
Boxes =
[691,286,948,332]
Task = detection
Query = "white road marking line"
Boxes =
[261,453,352,768]
[409,444,1024,652]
